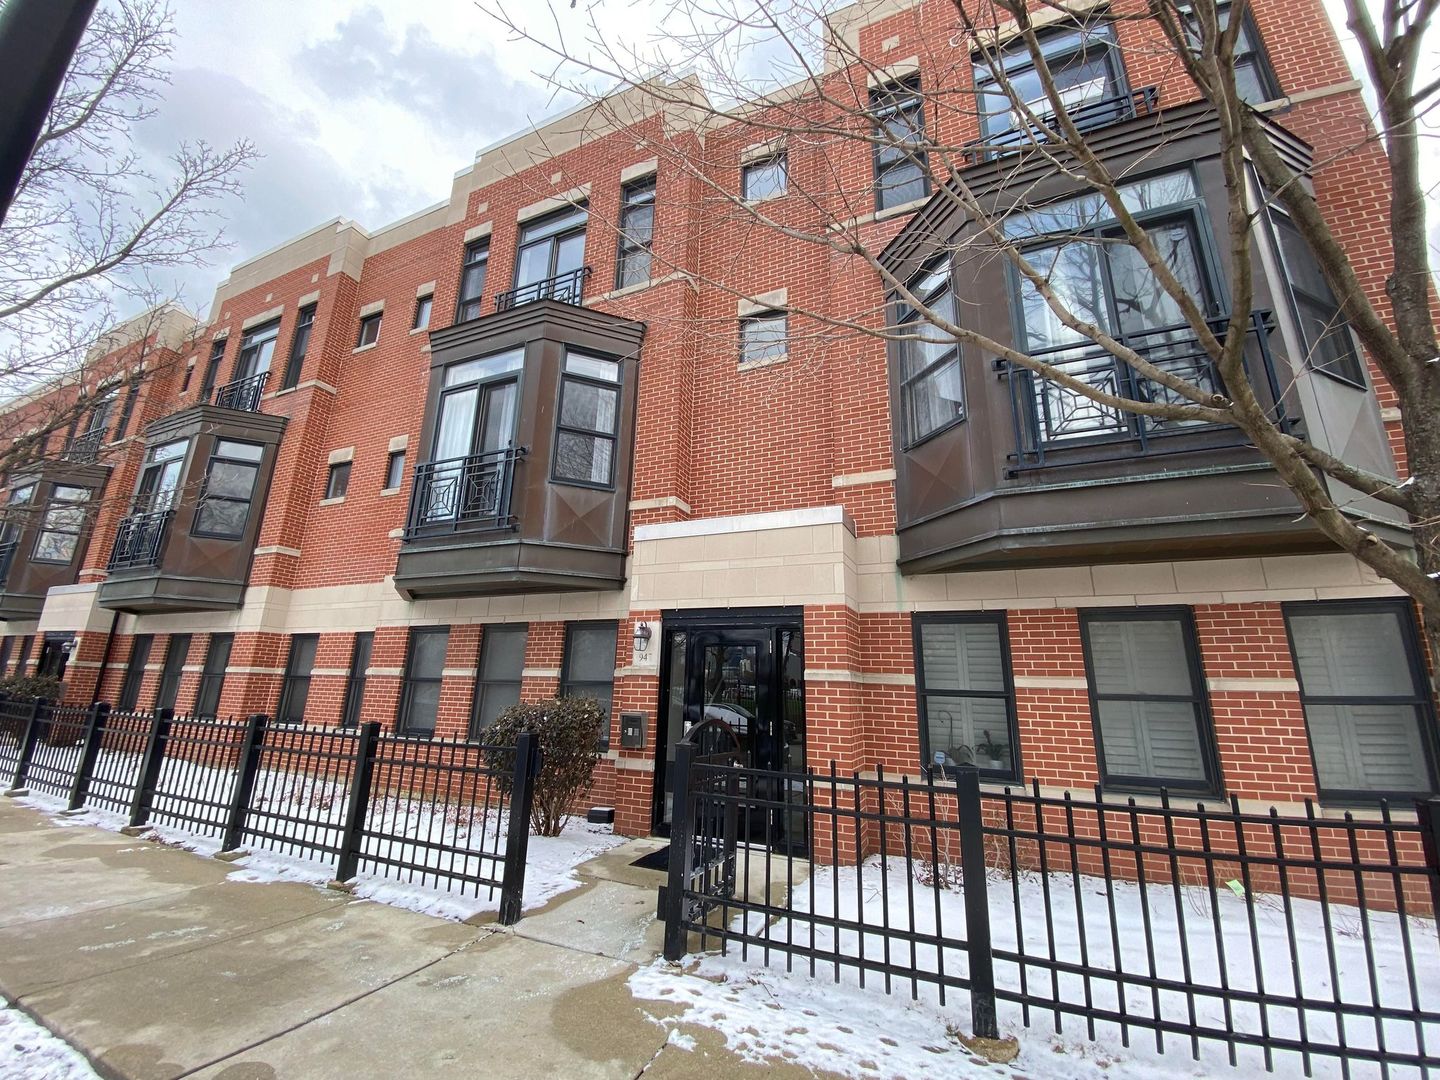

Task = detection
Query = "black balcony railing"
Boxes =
[963,85,1159,166]
[60,427,108,463]
[0,540,16,588]
[494,266,590,312]
[212,370,269,412]
[405,448,524,536]
[108,509,174,570]
[1001,310,1288,473]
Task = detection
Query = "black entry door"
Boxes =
[655,617,806,850]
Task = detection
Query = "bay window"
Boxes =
[32,485,90,563]
[897,261,964,444]
[193,440,263,538]
[553,350,620,487]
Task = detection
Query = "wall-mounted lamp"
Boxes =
[632,620,653,657]
[59,639,75,655]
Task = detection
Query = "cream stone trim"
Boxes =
[181,664,204,674]
[517,184,591,222]
[318,496,345,507]
[587,270,695,304]
[388,434,409,453]
[463,222,493,243]
[522,667,561,678]
[881,34,900,51]
[1013,676,1090,690]
[866,55,919,88]
[241,306,285,331]
[352,342,377,355]
[1382,407,1402,422]
[1208,677,1302,694]
[358,299,385,318]
[442,667,477,678]
[228,666,286,676]
[253,545,301,558]
[388,528,404,539]
[741,138,784,165]
[804,669,915,687]
[615,757,656,773]
[212,328,230,342]
[831,194,929,231]
[415,280,436,298]
[328,446,355,465]
[273,378,339,398]
[1272,79,1363,108]
[737,288,787,315]
[970,0,1106,51]
[832,469,896,488]
[620,158,658,183]
[367,667,403,678]
[297,290,321,307]
[635,505,852,542]
[309,668,350,678]
[629,495,692,514]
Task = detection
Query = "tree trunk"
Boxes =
[1397,370,1440,683]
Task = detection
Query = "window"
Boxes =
[1270,210,1365,385]
[742,154,788,201]
[115,383,140,440]
[1189,3,1281,104]
[356,312,382,348]
[134,439,187,513]
[514,203,588,297]
[84,388,117,436]
[155,633,191,713]
[1080,609,1219,792]
[195,634,232,719]
[896,261,963,443]
[455,241,489,322]
[384,450,406,491]
[561,622,618,738]
[194,440,263,538]
[181,365,194,393]
[424,349,523,524]
[324,461,351,500]
[739,310,788,366]
[1,484,35,547]
[32,485,90,563]
[281,305,316,390]
[200,339,226,401]
[1007,170,1222,443]
[553,350,621,486]
[870,76,929,211]
[412,294,433,331]
[616,176,656,289]
[975,24,1125,148]
[914,614,1019,779]
[117,635,153,711]
[1284,600,1437,799]
[340,632,373,728]
[277,635,319,724]
[398,627,449,736]
[234,319,280,382]
[471,624,527,737]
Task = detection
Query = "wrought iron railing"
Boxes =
[108,509,174,570]
[60,427,108,463]
[212,370,269,412]
[495,266,591,312]
[1001,310,1288,473]
[963,85,1159,165]
[0,540,16,588]
[404,447,524,536]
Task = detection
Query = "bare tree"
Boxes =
[0,0,254,480]
[480,0,1440,665]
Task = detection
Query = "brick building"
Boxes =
[0,0,1433,841]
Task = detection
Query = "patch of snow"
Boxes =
[0,999,101,1080]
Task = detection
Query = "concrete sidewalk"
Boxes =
[0,798,815,1079]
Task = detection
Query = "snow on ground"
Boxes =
[0,999,101,1080]
[630,854,1440,1080]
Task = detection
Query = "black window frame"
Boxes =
[1189,2,1282,105]
[115,382,140,440]
[192,439,264,540]
[551,349,622,490]
[1266,205,1366,387]
[470,623,528,739]
[397,626,450,737]
[895,259,965,447]
[1282,598,1439,803]
[383,450,406,491]
[199,338,226,401]
[513,202,589,290]
[155,633,191,713]
[739,309,788,367]
[340,631,373,729]
[117,634,153,711]
[1079,607,1222,795]
[324,461,351,500]
[561,620,618,748]
[30,484,91,564]
[870,75,930,212]
[277,634,319,725]
[84,387,117,436]
[195,633,233,719]
[356,311,382,349]
[455,240,489,323]
[281,304,317,391]
[615,176,656,290]
[913,612,1021,781]
[234,318,281,382]
[741,152,788,202]
[412,294,433,331]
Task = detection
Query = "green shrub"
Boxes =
[0,674,64,703]
[486,696,605,836]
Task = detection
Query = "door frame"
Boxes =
[650,606,804,837]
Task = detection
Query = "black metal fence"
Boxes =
[0,698,541,924]
[660,747,1440,1078]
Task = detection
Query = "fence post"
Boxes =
[498,731,540,926]
[7,698,49,793]
[955,765,998,1040]
[334,722,380,883]
[661,742,696,961]
[65,702,110,811]
[220,713,268,853]
[127,708,173,828]
[1415,796,1440,920]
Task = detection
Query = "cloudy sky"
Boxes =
[127,0,1435,318]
